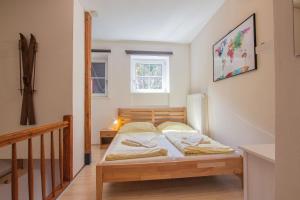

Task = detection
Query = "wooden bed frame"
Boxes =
[118,107,187,126]
[96,107,243,200]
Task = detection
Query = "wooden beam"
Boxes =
[84,11,92,165]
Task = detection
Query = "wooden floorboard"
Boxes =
[59,145,243,200]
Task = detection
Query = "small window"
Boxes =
[130,55,170,93]
[92,61,107,96]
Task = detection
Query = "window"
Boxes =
[92,60,107,96]
[130,55,170,93]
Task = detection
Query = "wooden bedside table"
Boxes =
[99,129,118,149]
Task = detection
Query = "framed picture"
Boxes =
[213,14,257,82]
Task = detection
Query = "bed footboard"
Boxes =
[96,166,103,200]
[95,156,243,200]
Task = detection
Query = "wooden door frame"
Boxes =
[84,12,92,164]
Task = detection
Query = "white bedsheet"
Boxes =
[100,132,241,165]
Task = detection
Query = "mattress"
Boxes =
[100,132,241,166]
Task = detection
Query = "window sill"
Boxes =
[92,94,110,99]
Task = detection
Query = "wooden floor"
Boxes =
[59,145,243,200]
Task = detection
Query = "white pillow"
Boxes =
[118,122,157,133]
[157,121,197,133]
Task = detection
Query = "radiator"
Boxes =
[187,93,207,134]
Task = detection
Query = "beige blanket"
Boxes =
[164,132,234,155]
[105,133,168,161]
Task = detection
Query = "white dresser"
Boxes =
[239,144,275,200]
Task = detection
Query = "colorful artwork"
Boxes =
[213,14,257,82]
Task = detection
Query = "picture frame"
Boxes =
[213,14,257,82]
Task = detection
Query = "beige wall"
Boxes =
[274,0,300,199]
[294,7,300,55]
[190,0,275,146]
[0,0,73,133]
[0,0,85,175]
[92,41,190,144]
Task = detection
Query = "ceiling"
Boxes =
[80,0,225,44]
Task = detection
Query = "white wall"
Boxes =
[0,0,85,175]
[190,0,275,146]
[274,0,300,199]
[91,41,190,144]
[72,0,85,175]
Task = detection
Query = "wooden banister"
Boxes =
[0,122,69,148]
[0,115,73,200]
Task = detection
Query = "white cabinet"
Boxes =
[240,144,275,200]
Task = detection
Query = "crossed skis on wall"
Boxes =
[19,33,37,125]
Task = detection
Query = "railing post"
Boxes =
[11,143,18,200]
[63,115,73,182]
[40,135,46,200]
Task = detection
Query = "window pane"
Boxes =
[137,77,149,89]
[136,63,162,77]
[149,77,162,89]
[131,55,169,93]
[136,63,144,76]
[92,63,105,78]
[150,64,162,76]
[92,79,106,94]
[142,64,150,76]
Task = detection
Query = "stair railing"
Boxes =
[0,115,73,200]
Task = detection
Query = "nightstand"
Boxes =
[99,129,118,149]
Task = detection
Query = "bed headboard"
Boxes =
[118,107,186,127]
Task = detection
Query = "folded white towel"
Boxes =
[121,136,157,148]
[181,135,205,146]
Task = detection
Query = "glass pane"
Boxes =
[137,77,149,89]
[149,77,162,89]
[136,63,163,77]
[142,64,150,76]
[150,64,162,76]
[136,63,144,76]
[92,79,106,94]
[92,63,105,78]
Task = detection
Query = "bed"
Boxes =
[96,107,243,200]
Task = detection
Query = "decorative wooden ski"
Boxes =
[19,33,37,125]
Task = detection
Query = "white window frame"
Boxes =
[130,55,170,94]
[91,59,108,97]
